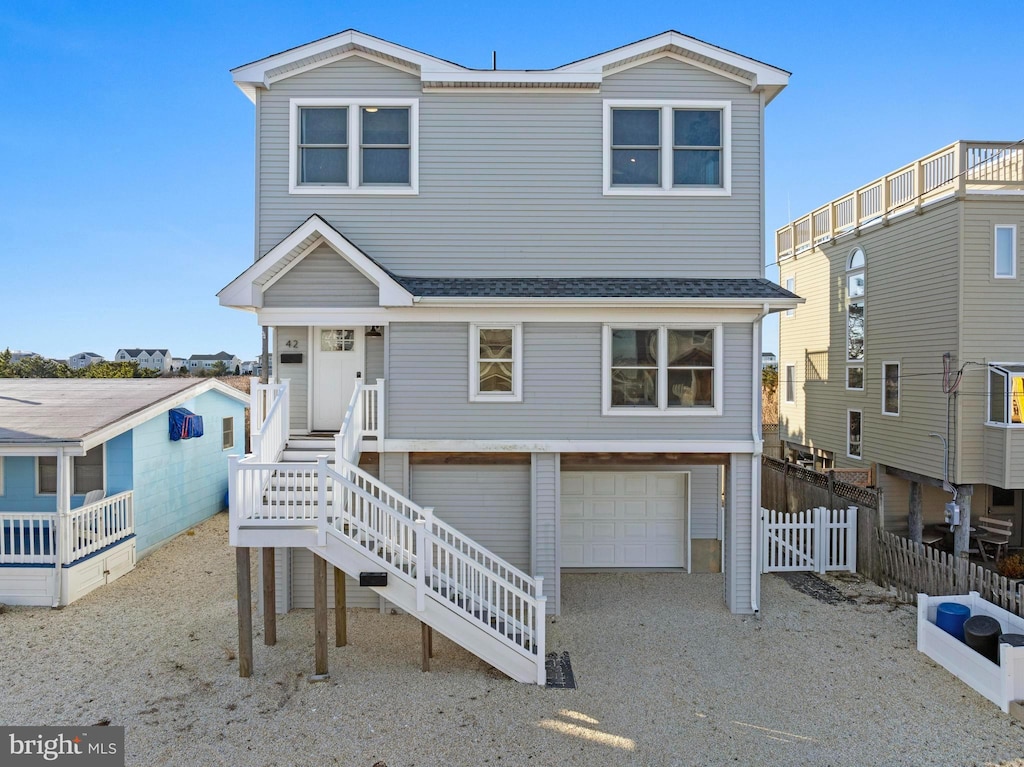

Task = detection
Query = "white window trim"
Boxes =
[289,98,419,195]
[986,362,1024,427]
[469,323,523,403]
[784,363,796,404]
[36,444,107,496]
[882,361,900,416]
[846,365,864,392]
[0,456,4,496]
[784,277,795,317]
[847,409,863,461]
[995,225,1017,279]
[601,324,723,416]
[602,99,731,197]
[222,416,235,451]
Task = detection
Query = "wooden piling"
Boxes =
[262,548,277,646]
[236,547,253,678]
[314,554,329,678]
[421,622,431,672]
[334,566,347,647]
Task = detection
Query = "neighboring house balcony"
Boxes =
[776,141,1024,258]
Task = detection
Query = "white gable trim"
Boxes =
[218,215,414,309]
[232,30,787,100]
[602,51,751,88]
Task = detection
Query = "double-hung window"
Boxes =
[290,99,418,194]
[785,364,796,404]
[222,417,235,450]
[603,325,720,415]
[988,364,1024,425]
[604,100,731,195]
[469,324,522,402]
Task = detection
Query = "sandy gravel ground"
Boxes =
[1,512,1024,767]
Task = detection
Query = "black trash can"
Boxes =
[964,615,1002,663]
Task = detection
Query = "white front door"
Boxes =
[561,471,687,568]
[312,327,363,432]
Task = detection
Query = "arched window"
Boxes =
[846,248,865,390]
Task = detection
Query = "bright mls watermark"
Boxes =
[2,727,124,766]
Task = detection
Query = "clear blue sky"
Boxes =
[2,0,1021,360]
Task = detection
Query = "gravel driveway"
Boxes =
[1,512,1023,766]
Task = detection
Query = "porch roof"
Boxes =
[0,379,248,452]
[395,276,799,301]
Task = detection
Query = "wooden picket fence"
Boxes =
[877,529,1024,618]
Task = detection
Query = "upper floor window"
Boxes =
[603,325,721,415]
[785,277,795,317]
[995,225,1017,279]
[882,362,900,416]
[290,99,419,195]
[603,100,731,196]
[847,247,866,390]
[470,324,522,402]
[784,364,796,403]
[989,363,1024,425]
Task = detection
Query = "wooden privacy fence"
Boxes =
[761,507,858,574]
[877,529,1024,618]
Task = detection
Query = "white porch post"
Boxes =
[53,448,72,607]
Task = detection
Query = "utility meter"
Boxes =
[944,502,960,528]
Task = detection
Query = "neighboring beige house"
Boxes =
[115,348,171,373]
[777,140,1024,545]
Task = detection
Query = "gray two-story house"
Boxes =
[777,141,1024,551]
[220,30,794,683]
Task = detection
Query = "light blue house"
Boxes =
[0,378,247,606]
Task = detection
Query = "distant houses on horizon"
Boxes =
[7,347,262,376]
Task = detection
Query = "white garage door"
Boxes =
[561,472,687,568]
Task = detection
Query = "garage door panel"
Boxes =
[561,471,687,568]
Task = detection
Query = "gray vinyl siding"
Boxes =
[273,547,290,614]
[531,453,559,615]
[386,322,753,441]
[379,452,408,495]
[263,244,379,308]
[959,198,1024,485]
[780,200,961,476]
[289,548,381,610]
[275,327,308,432]
[725,454,754,614]
[687,465,723,539]
[409,464,531,572]
[255,56,763,278]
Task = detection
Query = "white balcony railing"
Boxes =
[0,513,58,565]
[250,378,289,463]
[777,141,1024,258]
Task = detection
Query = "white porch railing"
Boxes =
[250,378,289,463]
[761,506,858,574]
[0,492,135,567]
[0,513,58,565]
[776,140,1024,258]
[63,491,135,563]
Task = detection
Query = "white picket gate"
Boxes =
[761,506,857,574]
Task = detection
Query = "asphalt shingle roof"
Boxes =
[392,276,798,300]
[0,379,206,444]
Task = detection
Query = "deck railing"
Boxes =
[777,140,1024,258]
[0,513,58,565]
[63,491,135,564]
[0,491,135,566]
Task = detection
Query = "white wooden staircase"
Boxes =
[229,380,547,685]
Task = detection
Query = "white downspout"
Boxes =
[751,303,769,614]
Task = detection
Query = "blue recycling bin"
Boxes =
[935,602,971,641]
